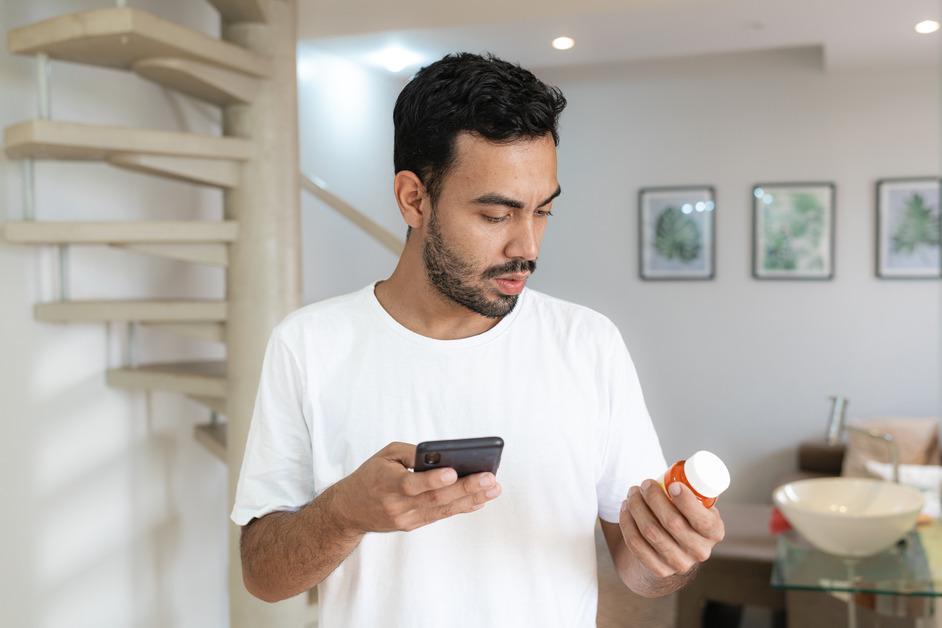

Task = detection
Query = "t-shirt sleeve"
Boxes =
[596,322,667,524]
[230,326,315,526]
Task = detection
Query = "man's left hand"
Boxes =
[618,479,726,579]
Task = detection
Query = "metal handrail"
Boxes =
[300,173,404,256]
[845,424,901,483]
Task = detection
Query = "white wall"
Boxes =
[298,46,940,503]
[1,2,228,626]
[297,48,405,303]
[539,48,940,501]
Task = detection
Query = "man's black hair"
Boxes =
[393,52,567,239]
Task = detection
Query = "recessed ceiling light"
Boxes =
[552,36,575,51]
[915,19,940,34]
[369,46,423,73]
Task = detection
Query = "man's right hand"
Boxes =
[330,441,502,534]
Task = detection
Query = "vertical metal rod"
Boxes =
[21,160,36,221]
[58,248,70,300]
[36,53,70,300]
[124,322,136,367]
[37,53,50,118]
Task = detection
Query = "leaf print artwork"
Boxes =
[639,187,715,280]
[754,184,834,280]
[654,206,702,262]
[878,179,941,278]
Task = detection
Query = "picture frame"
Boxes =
[876,177,941,279]
[638,186,716,280]
[752,182,835,280]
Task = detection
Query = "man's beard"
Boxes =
[422,206,536,319]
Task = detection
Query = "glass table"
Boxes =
[771,524,942,628]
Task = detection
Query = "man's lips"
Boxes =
[493,274,528,295]
[495,273,529,281]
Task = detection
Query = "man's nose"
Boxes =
[506,217,539,261]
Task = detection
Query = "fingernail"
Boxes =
[621,500,628,513]
[669,483,682,497]
[485,485,501,498]
[480,474,495,487]
[441,469,457,483]
[641,480,653,491]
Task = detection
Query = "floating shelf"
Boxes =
[34,299,227,323]
[107,360,226,397]
[7,7,269,77]
[1,220,238,243]
[194,422,227,461]
[207,0,268,24]
[5,119,252,162]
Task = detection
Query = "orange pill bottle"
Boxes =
[662,450,730,508]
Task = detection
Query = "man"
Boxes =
[232,52,724,627]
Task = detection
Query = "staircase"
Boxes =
[3,1,311,626]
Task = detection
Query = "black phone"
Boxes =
[413,436,504,478]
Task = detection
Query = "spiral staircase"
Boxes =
[2,1,315,625]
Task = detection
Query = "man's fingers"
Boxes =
[666,482,726,544]
[400,466,459,496]
[413,472,498,505]
[618,499,676,579]
[401,482,502,530]
[381,441,417,469]
[642,481,715,563]
[627,485,697,575]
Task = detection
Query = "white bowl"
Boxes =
[773,477,924,557]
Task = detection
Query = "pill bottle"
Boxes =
[662,450,730,508]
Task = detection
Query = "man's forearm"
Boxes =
[240,481,364,603]
[606,530,698,598]
[619,549,698,598]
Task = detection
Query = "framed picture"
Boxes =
[876,177,941,279]
[752,182,835,280]
[638,186,715,280]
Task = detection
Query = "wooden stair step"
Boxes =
[142,322,226,343]
[194,422,227,462]
[5,120,252,162]
[188,395,227,414]
[133,57,259,105]
[7,7,269,77]
[34,299,227,323]
[107,153,240,188]
[206,0,268,24]
[1,221,238,244]
[107,360,226,397]
[111,242,228,266]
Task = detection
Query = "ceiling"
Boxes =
[297,0,940,74]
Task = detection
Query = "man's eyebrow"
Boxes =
[471,185,562,210]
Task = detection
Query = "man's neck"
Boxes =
[373,257,502,341]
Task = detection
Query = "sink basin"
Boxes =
[773,477,924,557]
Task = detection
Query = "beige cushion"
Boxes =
[841,417,940,479]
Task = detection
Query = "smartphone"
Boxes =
[413,436,504,478]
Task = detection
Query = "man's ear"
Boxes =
[393,170,429,232]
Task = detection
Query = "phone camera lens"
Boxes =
[424,452,441,465]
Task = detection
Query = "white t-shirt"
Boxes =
[231,282,666,627]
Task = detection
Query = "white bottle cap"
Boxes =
[684,450,730,498]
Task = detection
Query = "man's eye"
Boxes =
[537,210,554,217]
[484,215,509,223]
